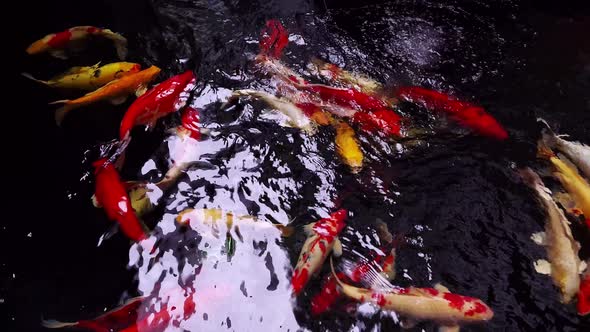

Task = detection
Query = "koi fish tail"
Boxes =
[53,104,73,126]
[537,118,559,147]
[21,72,49,86]
[41,319,78,329]
[537,140,556,160]
[108,137,131,170]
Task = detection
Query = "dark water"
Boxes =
[6,0,590,331]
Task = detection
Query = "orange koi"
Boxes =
[52,65,161,126]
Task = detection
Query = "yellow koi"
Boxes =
[22,62,141,90]
[333,119,363,173]
[51,65,161,126]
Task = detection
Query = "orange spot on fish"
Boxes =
[292,268,309,295]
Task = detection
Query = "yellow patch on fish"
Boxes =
[333,120,363,173]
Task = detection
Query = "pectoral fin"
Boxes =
[135,84,148,97]
[109,95,128,105]
[534,259,552,275]
[333,238,343,257]
[439,325,461,332]
[91,194,102,208]
[531,232,547,246]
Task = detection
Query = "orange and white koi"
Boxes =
[22,62,141,91]
[119,70,195,140]
[538,144,590,227]
[92,158,147,242]
[52,65,161,126]
[292,209,347,295]
[331,260,494,326]
[520,168,582,303]
[333,119,363,173]
[26,26,127,60]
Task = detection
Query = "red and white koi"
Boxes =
[540,119,590,179]
[292,209,347,295]
[331,260,494,326]
[308,57,383,96]
[119,70,195,140]
[92,158,147,242]
[26,26,128,60]
[396,86,508,140]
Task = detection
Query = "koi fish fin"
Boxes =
[537,139,556,160]
[41,319,78,329]
[91,194,102,208]
[375,219,394,244]
[534,259,552,275]
[400,318,418,329]
[530,232,546,246]
[135,84,148,97]
[21,72,50,86]
[274,224,294,237]
[439,324,461,332]
[49,49,68,59]
[115,42,128,60]
[109,95,128,105]
[340,258,394,291]
[333,238,343,257]
[434,283,450,292]
[580,261,588,274]
[54,105,73,126]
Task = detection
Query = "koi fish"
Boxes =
[119,70,195,140]
[540,119,590,179]
[255,55,307,85]
[579,264,590,315]
[396,86,508,140]
[300,84,390,114]
[292,209,347,295]
[259,19,289,59]
[52,65,161,126]
[22,62,141,91]
[538,145,590,226]
[231,89,316,134]
[92,158,147,242]
[352,108,403,137]
[309,57,383,96]
[296,103,333,126]
[42,296,145,331]
[176,208,293,238]
[333,120,363,173]
[26,26,127,60]
[520,168,582,303]
[330,260,494,326]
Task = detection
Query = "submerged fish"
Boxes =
[259,19,289,59]
[22,62,141,90]
[331,260,494,327]
[396,86,508,140]
[119,70,195,140]
[309,57,383,96]
[292,209,347,295]
[520,168,581,303]
[333,119,364,173]
[26,26,128,60]
[52,65,161,126]
[540,119,590,179]
[231,89,316,134]
[92,158,147,242]
[538,144,590,227]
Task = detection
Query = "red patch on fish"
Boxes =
[585,217,590,229]
[292,268,309,295]
[423,288,439,296]
[352,109,402,137]
[92,158,147,242]
[396,86,508,140]
[296,103,322,117]
[259,19,289,59]
[87,26,100,33]
[304,85,387,113]
[120,70,195,139]
[464,300,490,317]
[310,275,341,316]
[180,107,202,140]
[578,274,590,315]
[371,292,387,307]
[443,292,466,311]
[312,209,347,237]
[47,30,72,48]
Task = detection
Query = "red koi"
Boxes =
[119,70,195,140]
[302,84,388,113]
[259,19,289,59]
[93,158,147,242]
[579,271,590,316]
[396,86,508,140]
[352,109,402,137]
[292,209,347,295]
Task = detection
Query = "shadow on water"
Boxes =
[6,0,590,331]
